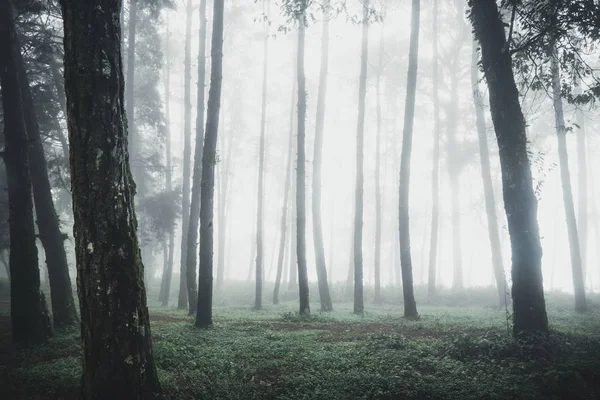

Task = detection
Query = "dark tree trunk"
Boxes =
[296,7,310,315]
[469,0,549,336]
[186,0,207,315]
[471,41,506,307]
[61,0,160,396]
[196,0,225,328]
[1,0,53,347]
[398,0,420,320]
[312,4,333,312]
[428,0,440,299]
[178,0,193,311]
[255,0,269,311]
[273,60,296,305]
[353,0,369,315]
[550,41,586,312]
[14,24,78,329]
[374,21,383,305]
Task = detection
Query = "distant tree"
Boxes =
[196,0,225,328]
[312,1,333,312]
[374,19,384,305]
[0,0,53,347]
[62,0,160,395]
[398,0,419,320]
[469,0,549,336]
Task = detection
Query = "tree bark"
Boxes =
[196,0,225,328]
[471,41,506,307]
[353,0,369,315]
[14,24,78,329]
[374,21,383,305]
[62,0,160,396]
[1,0,53,347]
[186,0,207,315]
[550,40,586,312]
[469,0,549,336]
[178,0,193,310]
[296,6,310,315]
[398,0,420,320]
[312,4,333,312]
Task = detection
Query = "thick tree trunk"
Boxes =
[550,42,586,312]
[255,0,269,311]
[186,0,207,315]
[428,0,440,299]
[273,67,296,305]
[471,41,506,307]
[469,0,549,336]
[353,0,369,315]
[178,0,193,310]
[398,0,420,320]
[312,5,333,312]
[1,0,53,347]
[14,27,78,329]
[374,22,384,305]
[62,0,160,396]
[296,7,310,315]
[196,0,225,328]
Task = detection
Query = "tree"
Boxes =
[178,0,193,311]
[471,41,507,307]
[196,0,225,328]
[255,0,270,311]
[427,0,440,299]
[549,37,586,312]
[1,0,53,347]
[62,0,160,395]
[398,0,419,320]
[353,0,369,315]
[374,20,384,305]
[312,2,333,312]
[186,0,208,315]
[469,0,549,336]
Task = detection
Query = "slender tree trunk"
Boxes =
[178,0,193,310]
[312,4,333,312]
[186,0,208,315]
[196,0,225,328]
[288,174,297,291]
[273,68,296,305]
[14,27,77,328]
[575,96,588,280]
[217,128,232,291]
[1,1,53,346]
[125,0,139,183]
[374,21,384,305]
[471,41,506,307]
[550,41,586,312]
[255,0,270,310]
[398,0,420,320]
[62,0,160,395]
[470,0,549,336]
[296,6,310,315]
[48,58,69,159]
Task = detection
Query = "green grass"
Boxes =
[1,299,600,399]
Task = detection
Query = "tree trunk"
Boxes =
[62,0,160,396]
[178,0,193,311]
[48,58,70,160]
[1,0,53,347]
[374,21,384,305]
[255,0,269,311]
[288,170,298,292]
[14,26,78,329]
[186,0,207,315]
[273,64,296,305]
[550,41,586,312]
[296,7,310,315]
[471,41,506,307]
[427,0,440,299]
[575,94,588,283]
[353,0,369,315]
[469,0,549,336]
[196,0,225,328]
[398,0,420,320]
[312,4,333,312]
[217,126,233,291]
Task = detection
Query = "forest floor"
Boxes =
[0,284,600,399]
